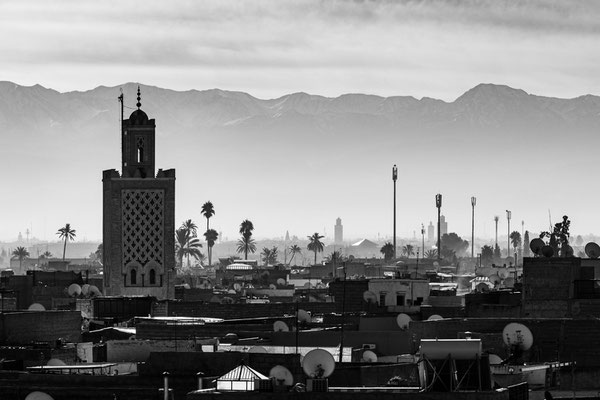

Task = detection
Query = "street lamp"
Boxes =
[471,197,476,259]
[506,210,512,257]
[436,194,442,261]
[392,165,398,260]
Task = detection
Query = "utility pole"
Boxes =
[506,210,512,258]
[436,194,442,262]
[392,165,398,260]
[471,197,476,258]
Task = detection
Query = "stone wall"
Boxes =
[0,311,81,345]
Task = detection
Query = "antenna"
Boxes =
[24,391,55,400]
[361,350,378,363]
[273,320,290,332]
[502,322,533,351]
[488,274,501,286]
[302,349,336,378]
[81,284,91,297]
[277,278,286,286]
[488,354,503,365]
[118,89,124,127]
[269,284,277,290]
[541,245,554,258]
[427,314,443,321]
[585,242,600,259]
[362,291,377,304]
[269,365,294,386]
[529,238,544,256]
[548,209,552,231]
[247,346,267,353]
[297,309,311,323]
[89,285,101,297]
[396,313,412,330]
[67,283,82,297]
[28,303,46,311]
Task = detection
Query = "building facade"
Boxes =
[102,88,175,299]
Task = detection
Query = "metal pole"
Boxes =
[421,224,425,262]
[436,194,442,261]
[471,197,476,259]
[392,165,397,260]
[163,372,170,400]
[339,264,346,363]
[506,210,511,258]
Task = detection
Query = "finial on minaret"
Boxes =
[136,85,141,109]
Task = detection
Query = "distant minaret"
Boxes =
[285,230,290,242]
[334,218,343,245]
[427,222,434,243]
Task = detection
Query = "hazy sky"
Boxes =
[1,0,600,244]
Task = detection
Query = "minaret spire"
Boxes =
[136,85,141,109]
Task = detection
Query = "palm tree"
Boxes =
[402,244,415,258]
[510,231,522,256]
[175,227,203,270]
[424,249,438,259]
[201,201,215,231]
[380,242,394,261]
[307,232,325,265]
[203,229,219,267]
[261,247,279,266]
[40,251,53,259]
[57,223,76,260]
[326,250,345,264]
[181,219,198,267]
[236,236,256,259]
[288,244,302,266]
[238,219,255,260]
[12,246,30,271]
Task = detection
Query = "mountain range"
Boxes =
[1,81,599,242]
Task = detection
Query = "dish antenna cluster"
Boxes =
[396,313,412,330]
[361,350,378,363]
[585,242,600,259]
[273,320,290,332]
[269,365,294,386]
[67,283,100,298]
[302,349,335,379]
[502,322,533,352]
[362,291,377,304]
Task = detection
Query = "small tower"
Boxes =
[102,86,175,299]
[334,218,343,245]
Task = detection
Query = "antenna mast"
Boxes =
[548,209,552,231]
[118,89,124,129]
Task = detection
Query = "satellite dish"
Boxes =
[297,309,311,323]
[221,297,234,304]
[503,277,515,288]
[361,350,378,363]
[488,354,503,365]
[199,280,212,289]
[541,246,554,258]
[81,310,90,319]
[273,320,290,332]
[476,282,490,293]
[81,284,91,296]
[277,278,286,286]
[67,283,82,297]
[564,245,574,257]
[233,283,242,291]
[88,285,101,297]
[396,313,412,330]
[269,284,277,290]
[227,289,237,295]
[303,282,312,289]
[248,346,267,353]
[28,303,45,311]
[269,365,294,386]
[585,242,600,259]
[24,392,54,400]
[362,291,377,304]
[46,358,66,366]
[502,322,534,351]
[530,238,545,256]
[489,274,501,286]
[427,314,443,321]
[505,256,514,265]
[302,349,335,378]
[497,269,509,279]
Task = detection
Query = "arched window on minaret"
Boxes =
[130,269,137,285]
[149,269,156,285]
[136,136,145,163]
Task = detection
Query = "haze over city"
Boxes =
[1,0,600,244]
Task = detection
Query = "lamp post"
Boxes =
[471,197,476,259]
[506,210,512,257]
[436,194,442,261]
[392,165,398,260]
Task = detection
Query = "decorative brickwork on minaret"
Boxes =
[102,87,175,299]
